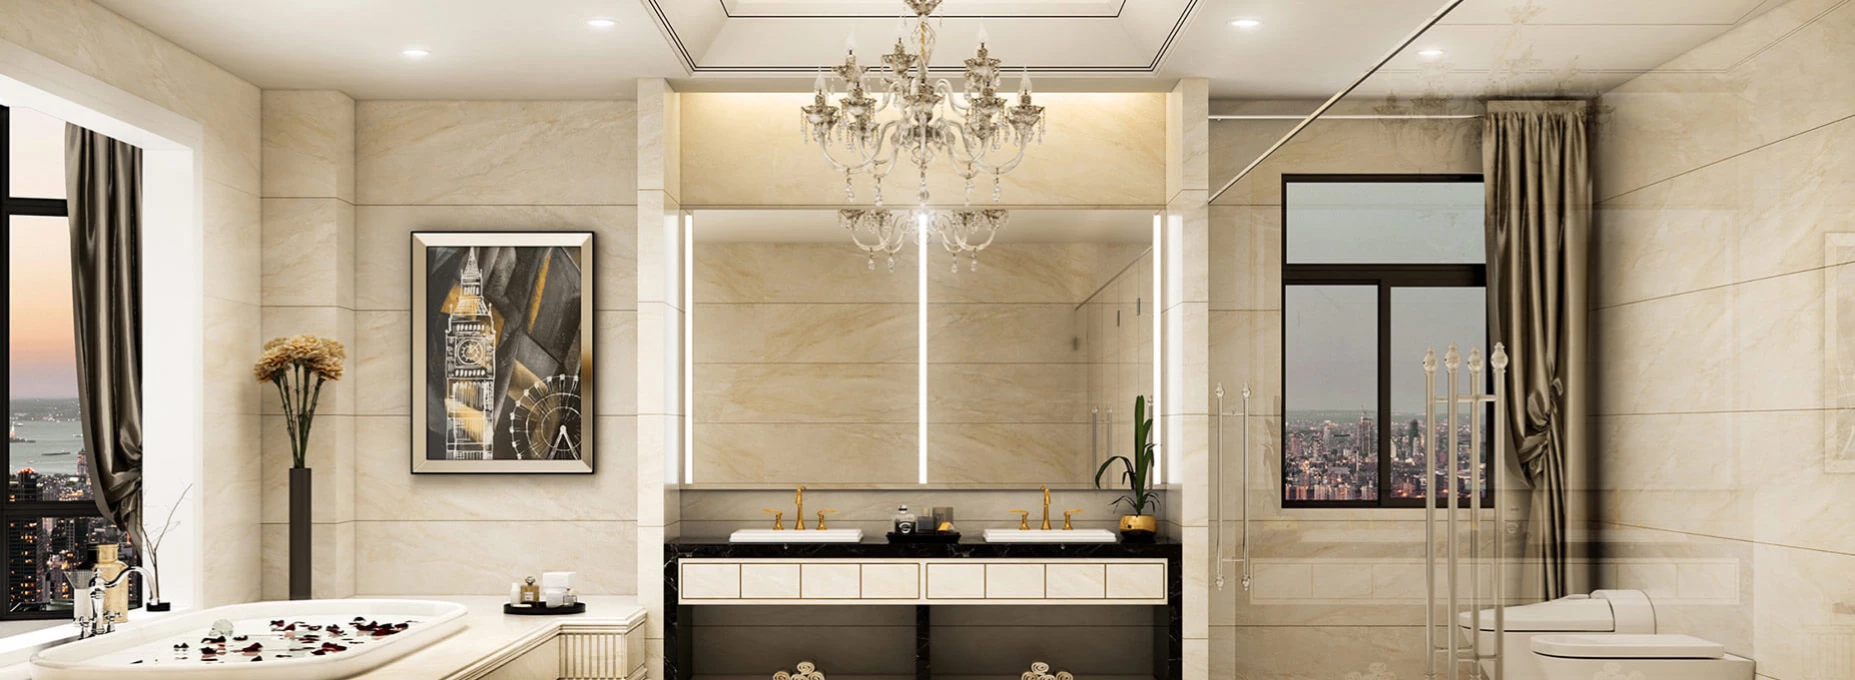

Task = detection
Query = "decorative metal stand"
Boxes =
[1421,343,1509,680]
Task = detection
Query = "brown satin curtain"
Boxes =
[1483,100,1590,601]
[66,124,145,546]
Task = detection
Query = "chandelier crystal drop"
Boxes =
[841,208,1007,273]
[801,0,1047,207]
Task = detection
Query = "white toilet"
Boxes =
[1531,633,1754,679]
[1457,589,1654,680]
[1456,589,1754,680]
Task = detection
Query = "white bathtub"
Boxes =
[28,599,467,680]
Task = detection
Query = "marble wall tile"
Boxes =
[927,243,1100,304]
[1750,543,1855,680]
[1207,206,1281,312]
[1591,163,1738,308]
[1208,310,1283,416]
[594,310,639,416]
[262,90,355,202]
[1228,626,1429,680]
[679,489,1134,535]
[204,181,262,306]
[928,363,1088,424]
[201,412,262,605]
[694,363,917,423]
[1732,118,1855,283]
[355,100,636,206]
[694,303,915,364]
[352,414,636,522]
[1732,268,1824,412]
[1210,118,1481,206]
[351,310,410,415]
[680,93,1166,207]
[696,243,916,304]
[927,423,1090,485]
[694,424,917,485]
[353,520,636,595]
[352,205,636,312]
[202,297,262,416]
[261,198,354,308]
[1592,286,1735,415]
[928,304,1082,364]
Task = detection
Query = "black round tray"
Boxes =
[503,602,586,616]
[886,531,961,544]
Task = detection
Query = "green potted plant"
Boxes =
[1094,395,1159,541]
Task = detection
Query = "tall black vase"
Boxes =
[289,467,312,600]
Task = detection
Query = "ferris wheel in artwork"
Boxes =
[508,374,584,461]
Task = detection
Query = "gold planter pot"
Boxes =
[1119,514,1158,542]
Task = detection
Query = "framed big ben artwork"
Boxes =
[410,232,594,474]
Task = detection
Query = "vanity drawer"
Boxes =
[985,564,1046,599]
[801,563,862,599]
[681,562,741,599]
[1045,563,1107,599]
[1106,562,1166,600]
[926,563,986,599]
[740,563,800,599]
[861,563,920,599]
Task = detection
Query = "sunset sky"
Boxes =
[9,106,77,400]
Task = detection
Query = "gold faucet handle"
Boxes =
[762,509,785,530]
[815,510,837,530]
[1062,509,1084,530]
[1008,510,1031,530]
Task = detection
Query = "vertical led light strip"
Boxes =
[1152,212,1165,484]
[917,212,930,484]
[683,213,695,484]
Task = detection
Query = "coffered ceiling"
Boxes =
[87,0,1783,100]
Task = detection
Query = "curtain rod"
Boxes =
[1207,0,1469,204]
[1209,114,1480,120]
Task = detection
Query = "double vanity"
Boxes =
[664,536,1182,680]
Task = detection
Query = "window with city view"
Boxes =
[1281,176,1491,508]
[5,104,137,619]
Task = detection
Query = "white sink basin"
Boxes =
[983,529,1118,543]
[730,529,865,543]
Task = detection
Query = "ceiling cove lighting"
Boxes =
[587,18,617,29]
[1229,18,1262,29]
[1418,48,1447,58]
[400,48,431,59]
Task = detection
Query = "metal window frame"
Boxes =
[3,103,112,620]
[1278,174,1493,509]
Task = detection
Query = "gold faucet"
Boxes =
[816,510,836,530]
[1040,486,1052,530]
[1009,510,1031,530]
[794,486,807,530]
[1063,509,1084,530]
[762,509,785,530]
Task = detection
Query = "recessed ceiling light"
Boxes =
[586,18,617,29]
[401,47,431,59]
[1230,18,1262,29]
[1418,48,1446,58]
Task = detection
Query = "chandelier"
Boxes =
[804,0,1043,271]
[842,208,1007,273]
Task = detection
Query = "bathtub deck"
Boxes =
[347,596,644,680]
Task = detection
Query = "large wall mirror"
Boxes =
[688,209,1156,489]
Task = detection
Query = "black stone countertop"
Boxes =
[666,536,1181,559]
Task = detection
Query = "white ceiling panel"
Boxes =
[719,0,1128,18]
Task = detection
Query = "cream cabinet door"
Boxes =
[1045,563,1107,599]
[1105,562,1166,600]
[681,563,741,599]
[926,563,986,599]
[985,564,1045,599]
[801,563,862,599]
[740,563,801,599]
[861,563,921,599]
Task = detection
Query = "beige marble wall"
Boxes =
[0,0,264,606]
[679,93,1167,207]
[259,90,357,599]
[1206,111,1487,678]
[1592,1,1855,678]
[348,99,640,597]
